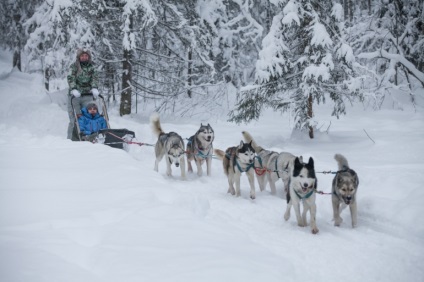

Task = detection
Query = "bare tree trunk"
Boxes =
[13,14,22,71]
[343,0,349,21]
[187,48,192,98]
[13,50,21,71]
[349,0,354,22]
[368,0,371,15]
[308,93,314,139]
[44,67,51,91]
[120,48,132,116]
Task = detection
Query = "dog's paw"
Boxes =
[334,217,343,227]
[250,194,256,200]
[311,227,319,234]
[227,187,235,195]
[297,218,306,227]
[284,213,290,221]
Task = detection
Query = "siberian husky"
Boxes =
[214,141,257,199]
[150,113,186,180]
[284,157,319,234]
[332,154,359,228]
[186,123,215,176]
[242,131,300,195]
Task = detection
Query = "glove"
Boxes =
[91,88,99,98]
[71,89,81,98]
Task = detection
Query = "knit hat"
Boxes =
[86,102,98,110]
[75,48,92,75]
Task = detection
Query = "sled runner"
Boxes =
[71,94,136,150]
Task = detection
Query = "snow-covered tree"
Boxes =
[351,0,424,109]
[0,0,43,71]
[24,0,94,86]
[230,0,359,138]
[197,0,267,88]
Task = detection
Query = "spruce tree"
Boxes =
[229,0,359,139]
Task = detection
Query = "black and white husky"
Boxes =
[284,157,319,234]
[242,131,300,195]
[332,154,359,228]
[150,113,186,180]
[186,123,215,176]
[214,141,257,199]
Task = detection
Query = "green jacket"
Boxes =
[67,62,98,95]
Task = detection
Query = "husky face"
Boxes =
[197,124,214,143]
[237,141,256,165]
[292,157,316,194]
[335,171,358,205]
[168,144,185,167]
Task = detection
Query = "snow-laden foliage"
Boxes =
[24,0,94,77]
[1,0,423,136]
[230,0,360,138]
[350,0,424,110]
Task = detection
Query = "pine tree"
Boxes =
[229,0,359,139]
[0,0,43,71]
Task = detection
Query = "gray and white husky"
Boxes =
[284,157,319,234]
[242,131,300,195]
[332,154,359,228]
[150,113,186,180]
[186,123,215,176]
[214,141,257,199]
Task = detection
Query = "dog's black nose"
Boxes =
[303,183,309,188]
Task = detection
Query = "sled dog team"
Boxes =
[151,113,359,234]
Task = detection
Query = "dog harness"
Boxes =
[188,136,213,159]
[274,156,290,178]
[225,150,255,173]
[294,188,315,200]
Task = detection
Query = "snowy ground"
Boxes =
[1,50,424,282]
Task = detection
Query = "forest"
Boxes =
[1,0,423,138]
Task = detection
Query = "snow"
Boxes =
[1,49,424,282]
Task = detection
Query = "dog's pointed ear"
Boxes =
[307,157,314,167]
[294,157,302,168]
[352,171,359,187]
[299,156,303,163]
[239,140,244,149]
[249,140,256,153]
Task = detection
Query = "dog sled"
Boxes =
[71,95,136,150]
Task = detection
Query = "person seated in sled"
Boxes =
[78,102,108,142]
[66,47,100,141]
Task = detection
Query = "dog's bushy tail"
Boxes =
[334,154,349,170]
[242,131,264,153]
[150,112,164,137]
[214,149,225,160]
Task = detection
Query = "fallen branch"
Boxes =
[363,129,375,144]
